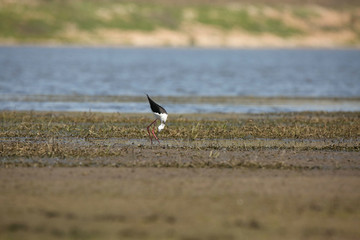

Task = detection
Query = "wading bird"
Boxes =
[146,94,168,144]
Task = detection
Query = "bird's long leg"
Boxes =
[147,119,157,144]
[152,123,160,144]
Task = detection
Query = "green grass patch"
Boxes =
[0,1,308,41]
[0,1,183,38]
[103,4,183,31]
[196,6,302,37]
[292,7,320,19]
[1,0,359,44]
[0,7,61,39]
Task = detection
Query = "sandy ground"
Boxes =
[0,168,359,240]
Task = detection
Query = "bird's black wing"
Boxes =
[147,94,167,114]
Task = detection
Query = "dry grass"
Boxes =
[0,111,359,168]
[1,111,359,140]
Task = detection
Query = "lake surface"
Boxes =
[1,46,359,113]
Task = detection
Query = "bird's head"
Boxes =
[158,123,165,132]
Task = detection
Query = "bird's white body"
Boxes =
[154,112,167,132]
[146,94,168,144]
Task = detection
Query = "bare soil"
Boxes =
[0,168,359,240]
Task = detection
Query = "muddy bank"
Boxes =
[1,146,360,170]
[0,168,359,240]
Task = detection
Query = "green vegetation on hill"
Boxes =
[0,0,359,46]
[196,6,302,37]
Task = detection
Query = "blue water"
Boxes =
[1,46,359,113]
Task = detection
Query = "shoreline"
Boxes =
[1,41,359,49]
[2,95,360,114]
[2,94,360,102]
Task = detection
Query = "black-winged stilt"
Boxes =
[146,94,168,144]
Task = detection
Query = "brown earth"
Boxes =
[2,144,359,170]
[0,167,359,240]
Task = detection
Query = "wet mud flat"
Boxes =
[1,143,359,170]
[0,111,359,239]
[0,168,359,240]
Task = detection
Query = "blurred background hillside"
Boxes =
[1,0,360,47]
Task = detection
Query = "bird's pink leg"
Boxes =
[147,119,157,144]
[152,124,160,144]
